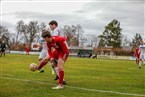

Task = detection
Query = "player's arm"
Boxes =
[47,43,53,60]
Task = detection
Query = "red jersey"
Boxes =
[134,47,140,65]
[25,47,30,52]
[134,47,140,58]
[46,36,69,60]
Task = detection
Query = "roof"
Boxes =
[68,46,93,50]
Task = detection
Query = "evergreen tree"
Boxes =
[98,19,122,48]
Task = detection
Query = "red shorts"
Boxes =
[136,54,140,59]
[52,50,69,61]
[25,48,30,52]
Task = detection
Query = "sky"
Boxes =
[0,0,145,41]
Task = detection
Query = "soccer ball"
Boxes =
[29,63,38,72]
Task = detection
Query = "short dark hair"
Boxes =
[49,20,58,26]
[41,30,51,38]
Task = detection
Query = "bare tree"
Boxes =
[122,35,130,47]
[27,21,39,45]
[63,25,75,46]
[0,26,11,50]
[63,24,84,47]
[21,24,29,43]
[15,20,25,44]
[85,34,99,47]
[79,36,87,47]
[39,22,47,30]
[75,24,84,47]
[8,33,16,46]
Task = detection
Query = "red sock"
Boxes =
[58,70,64,85]
[38,61,47,70]
[136,59,139,65]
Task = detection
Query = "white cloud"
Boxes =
[2,1,87,15]
[1,0,145,40]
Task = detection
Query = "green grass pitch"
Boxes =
[0,54,145,97]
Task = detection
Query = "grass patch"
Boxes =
[0,54,145,97]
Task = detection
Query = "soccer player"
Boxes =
[38,30,69,89]
[24,44,30,55]
[0,41,6,57]
[138,40,145,68]
[49,20,68,81]
[134,47,140,65]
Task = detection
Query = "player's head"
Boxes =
[41,30,52,42]
[49,20,58,30]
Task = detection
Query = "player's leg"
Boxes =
[52,54,68,89]
[1,49,4,57]
[51,63,59,80]
[143,54,145,65]
[51,50,59,77]
[38,58,45,73]
[49,60,55,75]
[28,50,30,55]
[38,51,47,73]
[0,52,1,57]
[136,54,139,65]
[50,62,59,79]
[52,58,64,89]
[52,59,66,84]
[139,59,142,68]
[44,51,55,74]
[26,50,27,55]
[139,55,143,68]
[51,59,59,80]
[3,50,5,56]
[37,57,49,70]
[38,51,44,73]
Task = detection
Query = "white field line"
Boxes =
[0,76,145,97]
